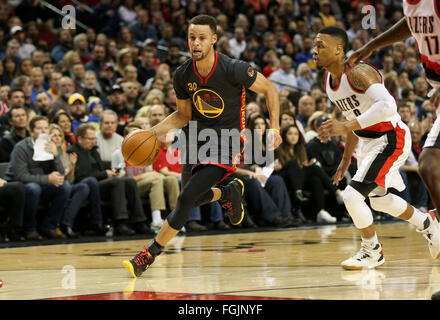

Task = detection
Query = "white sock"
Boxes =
[151,210,162,224]
[361,232,379,249]
[408,208,429,230]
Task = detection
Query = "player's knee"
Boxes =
[369,194,389,212]
[342,185,365,207]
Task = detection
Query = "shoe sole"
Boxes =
[230,178,245,226]
[341,259,385,270]
[123,260,139,278]
[425,210,440,259]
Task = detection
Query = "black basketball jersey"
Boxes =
[173,51,258,133]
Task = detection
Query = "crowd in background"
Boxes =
[0,0,436,243]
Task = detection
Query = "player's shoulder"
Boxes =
[347,61,383,91]
[174,58,193,76]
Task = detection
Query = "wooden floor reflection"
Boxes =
[0,221,439,300]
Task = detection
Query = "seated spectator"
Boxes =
[135,47,157,87]
[96,110,123,164]
[280,110,305,136]
[296,63,316,92]
[49,124,104,237]
[46,72,62,102]
[235,113,296,227]
[107,84,136,135]
[48,76,75,118]
[67,124,149,235]
[68,93,100,133]
[4,116,70,240]
[296,95,316,130]
[35,91,52,117]
[0,105,29,162]
[84,44,107,78]
[30,67,49,104]
[304,111,326,143]
[0,178,26,242]
[53,111,76,146]
[112,122,180,231]
[275,124,343,223]
[122,81,142,111]
[87,97,105,118]
[268,55,297,92]
[83,71,104,102]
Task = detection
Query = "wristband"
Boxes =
[269,128,280,134]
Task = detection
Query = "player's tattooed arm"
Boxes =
[348,63,382,92]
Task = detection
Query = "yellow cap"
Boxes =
[68,93,86,105]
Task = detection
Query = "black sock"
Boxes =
[148,239,164,257]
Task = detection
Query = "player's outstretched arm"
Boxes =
[249,72,282,150]
[151,98,192,137]
[345,17,411,70]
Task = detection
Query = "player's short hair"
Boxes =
[318,26,349,53]
[189,14,217,34]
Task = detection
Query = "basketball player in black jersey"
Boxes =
[123,15,282,278]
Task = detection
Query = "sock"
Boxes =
[148,239,164,258]
[361,232,379,249]
[408,208,430,230]
[151,210,162,224]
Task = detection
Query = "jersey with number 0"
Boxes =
[325,62,410,192]
[324,62,401,139]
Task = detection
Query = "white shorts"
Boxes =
[353,121,411,195]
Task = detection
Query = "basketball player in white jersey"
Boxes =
[346,1,440,232]
[314,26,440,270]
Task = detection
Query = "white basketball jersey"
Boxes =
[325,62,401,138]
[403,0,440,88]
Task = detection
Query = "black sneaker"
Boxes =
[220,178,245,225]
[123,246,155,278]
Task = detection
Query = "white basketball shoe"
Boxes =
[417,209,440,259]
[341,243,385,270]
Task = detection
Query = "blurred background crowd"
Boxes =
[0,0,435,243]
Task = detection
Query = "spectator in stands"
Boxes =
[262,49,280,78]
[0,178,26,242]
[13,75,37,114]
[87,97,105,118]
[296,95,316,130]
[135,47,157,87]
[4,115,70,240]
[46,72,62,102]
[296,63,316,92]
[115,48,133,79]
[68,124,148,235]
[50,29,73,63]
[68,93,99,133]
[229,26,246,59]
[398,101,412,125]
[122,81,142,111]
[30,67,48,104]
[275,124,342,223]
[235,113,296,227]
[96,110,123,164]
[53,111,75,146]
[73,33,92,65]
[0,105,29,162]
[268,55,297,92]
[85,44,107,78]
[129,9,158,44]
[35,91,52,117]
[107,84,136,135]
[71,62,86,92]
[112,122,180,231]
[304,111,327,143]
[49,76,75,118]
[49,124,103,238]
[82,71,103,102]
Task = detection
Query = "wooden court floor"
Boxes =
[0,221,439,300]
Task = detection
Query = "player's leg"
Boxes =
[419,147,440,213]
[123,165,227,278]
[340,181,385,270]
[370,190,440,258]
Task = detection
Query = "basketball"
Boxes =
[121,130,160,168]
